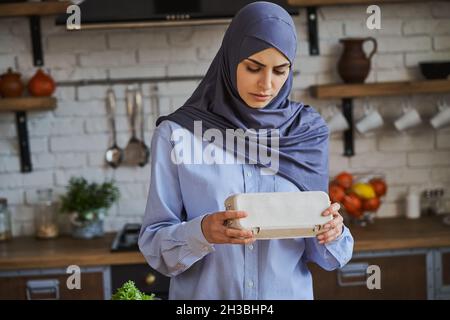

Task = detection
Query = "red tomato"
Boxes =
[343,193,362,217]
[334,171,353,190]
[329,183,346,203]
[362,197,381,211]
[369,178,387,197]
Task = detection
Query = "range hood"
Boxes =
[56,0,298,30]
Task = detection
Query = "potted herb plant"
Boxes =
[60,177,120,239]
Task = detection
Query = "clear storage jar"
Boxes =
[34,189,59,239]
[0,198,12,241]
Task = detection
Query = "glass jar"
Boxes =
[435,188,446,215]
[34,189,59,239]
[420,190,434,216]
[0,198,12,241]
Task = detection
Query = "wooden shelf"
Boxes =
[0,1,69,18]
[310,79,450,99]
[0,97,56,112]
[288,0,426,6]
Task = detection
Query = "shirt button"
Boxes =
[247,172,252,177]
[248,244,254,250]
[248,280,254,288]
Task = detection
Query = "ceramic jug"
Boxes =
[0,68,24,98]
[337,37,377,83]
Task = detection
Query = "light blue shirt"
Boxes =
[138,120,354,300]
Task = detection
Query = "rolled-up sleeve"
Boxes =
[303,225,354,271]
[138,128,214,277]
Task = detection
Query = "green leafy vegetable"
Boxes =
[111,280,155,300]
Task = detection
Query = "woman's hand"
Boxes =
[201,210,256,245]
[316,202,344,244]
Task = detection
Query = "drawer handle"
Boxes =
[145,272,156,286]
[337,262,369,287]
[26,279,60,300]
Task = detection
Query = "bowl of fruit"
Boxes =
[329,171,387,226]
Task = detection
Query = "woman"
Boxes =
[139,1,354,300]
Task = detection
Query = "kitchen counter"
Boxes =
[0,233,146,270]
[1,216,449,270]
[350,215,450,251]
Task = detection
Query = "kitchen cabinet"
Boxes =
[0,263,172,300]
[441,251,450,287]
[307,216,450,300]
[309,250,429,299]
[0,266,108,300]
[434,248,450,300]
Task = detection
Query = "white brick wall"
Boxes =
[433,36,450,51]
[403,19,450,36]
[377,37,432,53]
[107,31,168,50]
[437,131,450,149]
[1,3,450,236]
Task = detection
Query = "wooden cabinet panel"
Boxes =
[309,254,427,300]
[0,272,104,300]
[442,252,450,286]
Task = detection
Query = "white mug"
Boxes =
[394,106,422,131]
[356,107,384,134]
[430,101,450,129]
[327,110,349,134]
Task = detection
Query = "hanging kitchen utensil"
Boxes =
[135,88,150,167]
[124,86,144,166]
[105,88,123,168]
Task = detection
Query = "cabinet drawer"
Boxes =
[309,254,427,300]
[111,264,170,300]
[0,270,105,300]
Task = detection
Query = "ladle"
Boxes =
[105,88,123,168]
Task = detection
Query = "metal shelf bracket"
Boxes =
[14,16,44,173]
[342,98,355,157]
[306,7,319,56]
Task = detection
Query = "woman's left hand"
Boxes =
[316,202,344,244]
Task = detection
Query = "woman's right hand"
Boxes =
[201,210,256,245]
